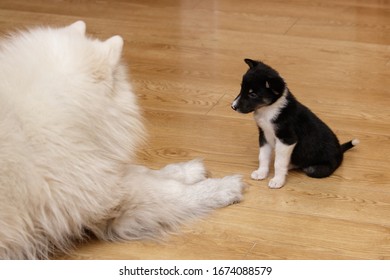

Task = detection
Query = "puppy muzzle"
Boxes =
[231,96,240,111]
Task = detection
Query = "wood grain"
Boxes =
[0,0,389,260]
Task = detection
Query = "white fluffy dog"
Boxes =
[0,21,245,259]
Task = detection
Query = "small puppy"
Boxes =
[231,59,358,189]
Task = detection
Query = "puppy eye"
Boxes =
[248,90,257,99]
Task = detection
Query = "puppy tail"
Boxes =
[341,139,360,153]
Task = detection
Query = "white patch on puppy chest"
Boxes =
[253,88,288,147]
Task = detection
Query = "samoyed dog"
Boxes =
[0,21,245,259]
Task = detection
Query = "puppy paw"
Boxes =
[251,168,268,180]
[268,176,285,189]
[160,158,207,184]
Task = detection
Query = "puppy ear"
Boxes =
[244,58,259,69]
[266,76,285,95]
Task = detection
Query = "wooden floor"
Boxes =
[1,0,389,260]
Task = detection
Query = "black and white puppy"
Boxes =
[231,59,358,188]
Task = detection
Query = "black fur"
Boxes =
[232,59,357,179]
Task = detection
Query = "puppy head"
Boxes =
[231,59,286,113]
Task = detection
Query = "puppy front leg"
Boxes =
[251,142,272,180]
[269,140,296,189]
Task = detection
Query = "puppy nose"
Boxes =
[231,104,237,111]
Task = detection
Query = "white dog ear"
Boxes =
[104,35,124,66]
[68,21,86,35]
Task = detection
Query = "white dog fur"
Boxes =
[0,21,245,259]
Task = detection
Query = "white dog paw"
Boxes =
[190,175,246,209]
[251,169,268,180]
[160,159,207,184]
[268,177,285,189]
[214,175,245,207]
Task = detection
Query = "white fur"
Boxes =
[251,143,272,180]
[252,89,293,188]
[352,139,360,146]
[0,22,245,259]
[253,89,288,147]
[269,140,296,188]
[232,95,240,109]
